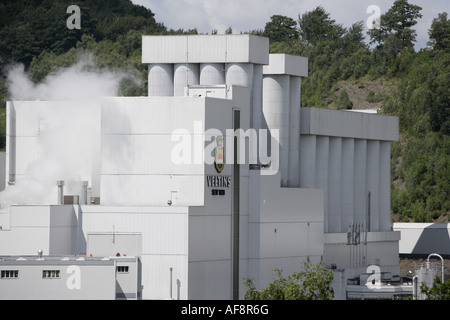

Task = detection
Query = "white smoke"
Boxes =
[0,53,142,208]
[6,53,139,101]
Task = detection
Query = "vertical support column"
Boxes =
[354,139,367,226]
[148,64,174,97]
[341,138,354,232]
[328,137,342,233]
[262,74,290,187]
[299,135,316,188]
[316,136,329,233]
[367,140,380,232]
[232,109,241,300]
[379,141,391,231]
[173,64,199,96]
[288,76,301,187]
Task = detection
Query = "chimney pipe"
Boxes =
[81,181,88,205]
[57,180,65,205]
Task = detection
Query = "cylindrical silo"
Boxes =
[226,63,254,88]
[200,63,225,85]
[288,76,301,187]
[262,74,290,187]
[173,63,200,96]
[148,64,174,96]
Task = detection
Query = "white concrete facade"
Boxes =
[0,35,402,300]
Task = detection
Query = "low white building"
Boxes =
[0,35,408,300]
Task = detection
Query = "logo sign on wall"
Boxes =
[215,135,224,173]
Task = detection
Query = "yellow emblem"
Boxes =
[215,135,224,173]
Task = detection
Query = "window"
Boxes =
[117,266,129,273]
[42,270,60,279]
[1,270,19,279]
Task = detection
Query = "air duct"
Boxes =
[57,180,65,205]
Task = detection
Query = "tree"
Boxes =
[335,89,353,110]
[298,6,345,45]
[244,261,334,300]
[428,12,450,50]
[368,0,422,51]
[263,15,299,43]
[420,277,450,300]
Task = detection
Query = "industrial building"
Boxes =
[0,35,411,300]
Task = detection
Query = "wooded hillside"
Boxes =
[0,0,448,222]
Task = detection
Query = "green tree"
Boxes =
[263,15,299,43]
[298,6,345,46]
[244,261,334,300]
[428,12,450,50]
[368,0,422,52]
[335,88,353,110]
[420,277,450,300]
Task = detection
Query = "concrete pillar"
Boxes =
[328,137,342,233]
[353,139,367,226]
[367,140,380,232]
[379,141,391,231]
[316,136,329,233]
[251,65,264,131]
[341,138,354,232]
[299,135,316,188]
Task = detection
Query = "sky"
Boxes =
[130,0,449,50]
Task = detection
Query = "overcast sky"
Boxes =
[130,0,449,50]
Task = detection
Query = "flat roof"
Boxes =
[0,255,138,266]
[300,107,399,142]
[142,34,269,65]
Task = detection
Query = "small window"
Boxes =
[117,266,129,273]
[42,270,60,279]
[1,270,19,279]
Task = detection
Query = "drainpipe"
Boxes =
[169,267,173,300]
